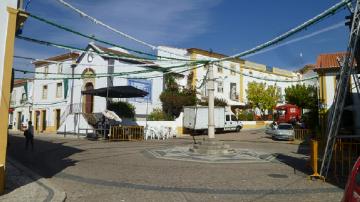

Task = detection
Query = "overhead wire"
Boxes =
[16,1,348,84]
[56,0,190,60]
[214,0,351,62]
[27,13,197,62]
[13,55,181,69]
[213,63,318,83]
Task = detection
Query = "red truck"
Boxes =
[342,157,360,202]
[275,104,301,124]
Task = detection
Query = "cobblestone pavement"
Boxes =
[7,129,344,202]
[1,157,66,202]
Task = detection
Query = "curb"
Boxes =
[7,157,67,202]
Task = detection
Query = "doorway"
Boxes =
[42,110,47,132]
[85,82,94,113]
[17,112,22,130]
[55,109,61,130]
[35,111,40,131]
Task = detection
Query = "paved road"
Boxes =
[7,130,343,202]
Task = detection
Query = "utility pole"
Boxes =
[207,62,215,139]
[70,63,76,113]
[70,63,76,134]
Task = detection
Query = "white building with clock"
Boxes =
[29,42,164,134]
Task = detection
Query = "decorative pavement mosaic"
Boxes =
[147,146,277,164]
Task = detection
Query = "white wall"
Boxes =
[32,60,73,129]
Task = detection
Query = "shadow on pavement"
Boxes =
[6,134,84,192]
[275,153,311,175]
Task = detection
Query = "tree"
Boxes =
[160,74,197,118]
[285,84,318,129]
[198,97,228,107]
[285,84,317,110]
[107,101,135,119]
[246,82,280,115]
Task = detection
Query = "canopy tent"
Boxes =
[81,85,148,98]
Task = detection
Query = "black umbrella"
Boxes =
[81,86,148,98]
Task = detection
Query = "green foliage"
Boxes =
[285,84,318,130]
[147,108,174,121]
[160,74,197,118]
[285,84,318,109]
[246,82,280,114]
[107,101,135,119]
[237,111,254,121]
[198,97,228,107]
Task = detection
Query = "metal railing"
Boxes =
[59,103,82,127]
[294,129,312,141]
[332,138,360,181]
[109,126,144,141]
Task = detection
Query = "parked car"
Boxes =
[265,123,276,135]
[342,157,360,202]
[272,123,295,141]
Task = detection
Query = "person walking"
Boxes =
[24,121,34,151]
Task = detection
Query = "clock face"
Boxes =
[87,53,94,63]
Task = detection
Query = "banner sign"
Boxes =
[127,79,152,102]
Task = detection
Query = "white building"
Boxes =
[30,43,163,134]
[157,46,300,110]
[9,79,33,131]
[31,52,79,133]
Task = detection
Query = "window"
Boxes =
[42,85,48,99]
[278,124,293,130]
[230,64,236,76]
[44,66,49,78]
[226,115,230,121]
[11,90,16,105]
[355,170,360,186]
[231,115,237,121]
[217,65,223,73]
[21,93,26,104]
[217,81,223,93]
[230,82,237,100]
[56,83,63,98]
[57,63,63,73]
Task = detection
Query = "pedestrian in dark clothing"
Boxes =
[24,121,34,151]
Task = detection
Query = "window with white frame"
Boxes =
[56,83,63,98]
[42,85,48,99]
[57,63,63,73]
[44,66,49,78]
[217,64,223,73]
[217,81,223,93]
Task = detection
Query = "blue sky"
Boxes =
[14,0,351,73]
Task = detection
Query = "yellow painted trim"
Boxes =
[239,67,244,103]
[319,74,327,107]
[176,127,183,136]
[333,76,337,92]
[0,7,20,194]
[190,53,197,89]
[323,75,327,107]
[44,126,57,133]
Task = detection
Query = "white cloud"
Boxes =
[15,0,222,60]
